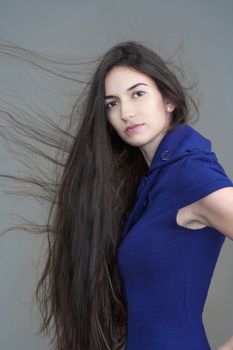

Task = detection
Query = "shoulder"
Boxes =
[175,149,232,196]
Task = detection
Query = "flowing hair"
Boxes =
[0,39,199,349]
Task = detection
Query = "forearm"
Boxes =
[218,335,233,350]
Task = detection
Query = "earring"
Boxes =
[166,106,171,112]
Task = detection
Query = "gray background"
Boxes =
[0,1,233,349]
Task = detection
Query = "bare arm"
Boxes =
[217,335,233,350]
[191,187,233,350]
[192,187,233,241]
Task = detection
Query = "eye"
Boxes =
[133,90,145,97]
[105,101,117,111]
[105,90,145,111]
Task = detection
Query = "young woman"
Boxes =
[0,40,233,350]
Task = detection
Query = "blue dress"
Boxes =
[116,123,233,350]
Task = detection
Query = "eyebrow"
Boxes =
[104,82,148,100]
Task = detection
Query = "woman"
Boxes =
[0,40,233,350]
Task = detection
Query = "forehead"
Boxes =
[104,66,153,89]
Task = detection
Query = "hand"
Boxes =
[217,335,233,350]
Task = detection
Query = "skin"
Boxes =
[105,65,233,350]
[104,65,175,165]
[218,335,233,350]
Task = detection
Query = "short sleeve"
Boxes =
[175,150,233,208]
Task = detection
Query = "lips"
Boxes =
[125,123,144,132]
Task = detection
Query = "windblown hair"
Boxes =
[0,39,199,349]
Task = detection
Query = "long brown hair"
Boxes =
[0,39,199,349]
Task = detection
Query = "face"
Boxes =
[104,65,175,166]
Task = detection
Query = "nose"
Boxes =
[120,103,136,121]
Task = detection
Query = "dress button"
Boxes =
[160,150,173,160]
[143,199,148,207]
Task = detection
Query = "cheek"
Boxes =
[107,113,119,128]
[151,99,164,113]
[149,101,167,121]
[106,113,113,125]
[107,115,114,127]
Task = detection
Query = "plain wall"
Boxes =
[0,1,232,349]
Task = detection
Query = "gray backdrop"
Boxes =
[0,1,232,349]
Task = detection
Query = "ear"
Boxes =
[164,100,175,113]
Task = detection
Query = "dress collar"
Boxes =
[147,123,212,175]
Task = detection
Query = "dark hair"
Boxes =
[0,39,199,350]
